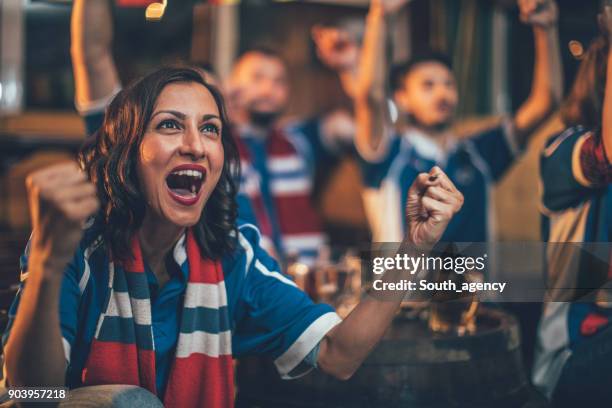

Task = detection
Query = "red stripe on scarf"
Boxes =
[122,238,145,273]
[82,342,156,392]
[164,354,234,408]
[185,229,224,284]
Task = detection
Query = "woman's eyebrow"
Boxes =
[151,110,185,120]
[150,111,220,121]
[202,114,221,121]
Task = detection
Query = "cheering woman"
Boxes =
[534,2,612,405]
[2,67,463,407]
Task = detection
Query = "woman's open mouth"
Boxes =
[165,164,206,206]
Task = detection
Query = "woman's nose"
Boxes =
[179,126,206,160]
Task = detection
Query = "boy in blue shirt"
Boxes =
[347,0,562,242]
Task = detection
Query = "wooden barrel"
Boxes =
[236,307,547,408]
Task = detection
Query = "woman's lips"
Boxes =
[165,164,206,206]
[167,185,203,206]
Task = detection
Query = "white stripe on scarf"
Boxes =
[175,330,233,358]
[183,282,228,309]
[105,291,152,326]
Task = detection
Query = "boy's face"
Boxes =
[395,61,458,130]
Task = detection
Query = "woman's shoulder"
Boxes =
[222,220,267,274]
[542,125,591,156]
[227,221,264,258]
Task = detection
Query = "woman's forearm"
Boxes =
[317,169,463,380]
[317,242,423,380]
[4,255,67,387]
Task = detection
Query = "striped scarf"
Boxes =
[236,127,325,265]
[81,229,234,407]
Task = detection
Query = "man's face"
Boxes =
[395,62,458,130]
[231,52,290,126]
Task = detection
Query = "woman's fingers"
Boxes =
[27,161,99,227]
[422,167,464,214]
[61,197,100,223]
[421,196,455,222]
[28,161,83,182]
[409,171,440,197]
[48,182,97,205]
[424,185,460,205]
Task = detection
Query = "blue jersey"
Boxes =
[359,124,517,242]
[2,222,341,395]
[533,126,612,398]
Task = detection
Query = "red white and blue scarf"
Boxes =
[236,126,325,265]
[81,229,234,408]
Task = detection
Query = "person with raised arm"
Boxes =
[227,47,357,265]
[534,2,612,405]
[3,66,463,407]
[343,0,562,243]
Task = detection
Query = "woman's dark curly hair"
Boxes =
[79,66,239,261]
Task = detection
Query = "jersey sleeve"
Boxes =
[82,111,105,138]
[468,120,517,182]
[540,127,598,212]
[76,87,121,138]
[231,225,342,379]
[576,131,612,186]
[2,237,84,383]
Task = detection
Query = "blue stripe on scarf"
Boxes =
[180,306,232,334]
[97,316,154,350]
[111,271,151,299]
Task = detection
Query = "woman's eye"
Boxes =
[157,119,180,130]
[201,123,220,135]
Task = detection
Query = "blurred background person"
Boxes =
[534,2,612,405]
[228,48,355,265]
[351,0,563,244]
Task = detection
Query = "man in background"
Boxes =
[228,48,355,265]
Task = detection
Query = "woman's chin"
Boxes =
[159,207,202,228]
[169,214,201,228]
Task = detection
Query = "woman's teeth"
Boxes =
[166,168,205,199]
[172,169,203,179]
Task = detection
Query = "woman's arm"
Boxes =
[317,167,463,379]
[71,0,120,111]
[600,6,612,164]
[4,163,99,387]
[513,0,563,148]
